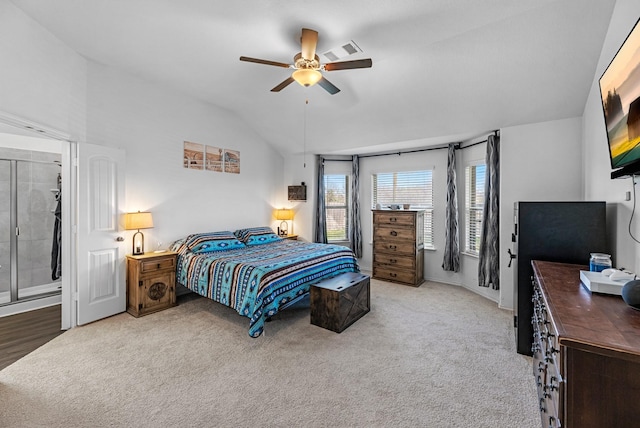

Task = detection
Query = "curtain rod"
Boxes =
[323,130,498,161]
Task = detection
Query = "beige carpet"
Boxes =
[0,279,539,427]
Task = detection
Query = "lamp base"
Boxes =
[279,221,288,236]
[132,230,145,255]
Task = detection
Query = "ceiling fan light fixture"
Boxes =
[292,69,322,87]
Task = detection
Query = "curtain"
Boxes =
[442,143,460,272]
[478,134,500,289]
[349,155,362,258]
[314,155,328,243]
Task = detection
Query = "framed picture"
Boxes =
[288,184,307,201]
[205,146,223,172]
[183,141,204,169]
[224,149,240,174]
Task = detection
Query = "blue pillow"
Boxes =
[184,231,245,253]
[234,227,281,246]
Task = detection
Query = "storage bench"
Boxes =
[310,272,370,333]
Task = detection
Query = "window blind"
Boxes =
[465,164,486,254]
[372,170,434,247]
[324,174,349,241]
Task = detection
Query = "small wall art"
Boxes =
[205,146,223,172]
[288,183,307,201]
[224,149,240,174]
[183,141,204,170]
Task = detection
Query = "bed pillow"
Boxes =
[184,231,246,253]
[234,227,281,246]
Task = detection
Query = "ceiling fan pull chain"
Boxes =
[304,99,308,168]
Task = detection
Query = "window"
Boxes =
[324,174,349,241]
[465,163,486,255]
[372,170,434,248]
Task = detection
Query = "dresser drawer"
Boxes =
[373,240,415,256]
[373,211,416,227]
[140,256,175,273]
[372,265,416,284]
[373,253,415,269]
[374,225,416,241]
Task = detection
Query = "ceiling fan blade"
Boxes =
[271,77,295,92]
[317,76,340,95]
[239,56,291,68]
[324,58,373,71]
[300,28,319,61]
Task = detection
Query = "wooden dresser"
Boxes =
[531,260,640,428]
[372,210,424,286]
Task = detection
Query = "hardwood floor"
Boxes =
[0,304,63,371]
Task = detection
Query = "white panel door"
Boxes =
[77,143,126,325]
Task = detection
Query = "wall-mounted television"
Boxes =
[600,18,640,179]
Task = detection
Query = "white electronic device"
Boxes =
[580,271,629,296]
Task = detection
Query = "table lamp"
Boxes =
[275,208,294,236]
[125,211,154,255]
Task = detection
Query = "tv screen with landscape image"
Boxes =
[600,18,640,177]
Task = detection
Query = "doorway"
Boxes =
[0,151,62,307]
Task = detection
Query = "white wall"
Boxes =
[0,0,86,140]
[500,117,584,309]
[583,0,640,273]
[85,62,285,248]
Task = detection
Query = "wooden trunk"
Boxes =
[310,272,370,333]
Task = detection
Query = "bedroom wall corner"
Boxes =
[499,117,583,310]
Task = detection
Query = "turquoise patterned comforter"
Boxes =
[172,239,359,337]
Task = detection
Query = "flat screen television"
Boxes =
[600,18,640,179]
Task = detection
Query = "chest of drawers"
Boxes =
[372,210,424,286]
[531,260,640,428]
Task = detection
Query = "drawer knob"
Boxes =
[389,272,397,278]
[390,231,398,237]
[389,245,397,250]
[389,259,397,264]
[390,217,397,222]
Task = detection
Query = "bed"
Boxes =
[170,227,359,337]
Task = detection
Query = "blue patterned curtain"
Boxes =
[314,155,328,243]
[349,155,362,258]
[442,143,460,272]
[478,134,500,289]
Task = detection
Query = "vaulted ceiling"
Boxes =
[11,0,617,156]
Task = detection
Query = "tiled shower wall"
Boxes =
[0,147,61,294]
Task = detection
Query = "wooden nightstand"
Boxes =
[282,234,298,240]
[126,251,177,317]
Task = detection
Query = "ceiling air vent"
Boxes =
[321,40,362,62]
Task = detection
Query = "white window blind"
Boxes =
[465,164,486,255]
[324,174,349,241]
[372,170,434,248]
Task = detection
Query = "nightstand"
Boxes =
[282,234,298,240]
[126,251,177,317]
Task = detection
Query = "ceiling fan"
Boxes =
[239,28,372,95]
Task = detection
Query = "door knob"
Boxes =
[116,236,125,242]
